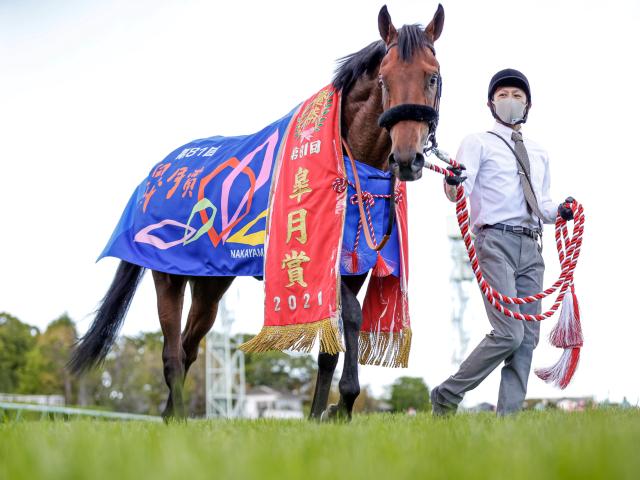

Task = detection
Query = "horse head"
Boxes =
[377,4,444,181]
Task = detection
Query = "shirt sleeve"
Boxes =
[455,134,482,197]
[539,152,557,224]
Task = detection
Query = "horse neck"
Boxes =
[341,75,390,171]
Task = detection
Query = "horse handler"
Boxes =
[431,69,574,416]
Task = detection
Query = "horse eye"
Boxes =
[429,74,439,87]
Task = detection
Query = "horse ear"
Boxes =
[425,4,445,43]
[378,5,397,45]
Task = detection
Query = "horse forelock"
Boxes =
[397,24,433,61]
[332,24,433,95]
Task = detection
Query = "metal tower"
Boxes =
[205,291,246,418]
[447,216,475,366]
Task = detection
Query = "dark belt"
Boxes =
[482,223,541,240]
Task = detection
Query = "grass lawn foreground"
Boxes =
[1,409,639,479]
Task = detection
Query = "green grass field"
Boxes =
[1,409,639,480]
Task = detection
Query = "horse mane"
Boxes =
[332,24,431,95]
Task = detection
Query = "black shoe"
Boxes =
[430,386,457,417]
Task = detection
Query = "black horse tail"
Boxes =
[68,261,146,374]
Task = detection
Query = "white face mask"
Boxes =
[493,98,527,125]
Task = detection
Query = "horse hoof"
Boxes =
[320,404,351,423]
[161,404,187,423]
[320,404,338,422]
[161,409,172,422]
[162,412,187,424]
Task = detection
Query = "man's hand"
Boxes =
[444,165,467,186]
[558,196,575,221]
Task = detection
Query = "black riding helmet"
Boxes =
[488,68,531,124]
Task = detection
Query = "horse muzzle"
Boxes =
[389,151,425,181]
[379,103,438,181]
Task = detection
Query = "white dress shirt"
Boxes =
[456,122,557,233]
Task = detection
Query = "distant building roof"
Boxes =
[246,385,300,400]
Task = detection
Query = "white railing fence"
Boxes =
[0,402,162,422]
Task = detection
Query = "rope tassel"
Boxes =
[549,286,583,348]
[538,286,582,389]
[341,249,360,274]
[535,347,581,389]
[372,252,393,277]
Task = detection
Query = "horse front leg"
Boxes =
[152,271,188,421]
[322,278,363,422]
[308,352,339,420]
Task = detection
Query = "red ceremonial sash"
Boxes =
[241,85,412,368]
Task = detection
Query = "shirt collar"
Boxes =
[491,121,523,139]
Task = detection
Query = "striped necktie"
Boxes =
[511,130,545,221]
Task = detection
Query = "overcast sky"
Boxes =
[1,0,639,406]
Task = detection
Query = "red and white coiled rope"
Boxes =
[426,148,585,389]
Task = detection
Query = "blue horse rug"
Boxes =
[99,113,400,278]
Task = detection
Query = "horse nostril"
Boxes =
[413,152,425,171]
[388,153,396,166]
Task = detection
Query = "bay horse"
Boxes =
[69,4,445,420]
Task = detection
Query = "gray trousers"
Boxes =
[437,228,544,414]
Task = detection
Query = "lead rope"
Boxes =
[426,147,585,389]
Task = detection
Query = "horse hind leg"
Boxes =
[181,276,235,376]
[152,270,188,420]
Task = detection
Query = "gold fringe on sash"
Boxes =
[358,327,412,368]
[240,318,344,355]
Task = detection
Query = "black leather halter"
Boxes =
[377,42,442,152]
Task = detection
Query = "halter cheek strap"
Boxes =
[385,42,398,54]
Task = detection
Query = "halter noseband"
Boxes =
[377,42,442,152]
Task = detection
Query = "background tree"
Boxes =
[79,331,205,417]
[241,334,317,393]
[0,312,38,392]
[88,332,167,415]
[388,376,430,413]
[354,385,387,413]
[1,317,323,417]
[18,314,77,402]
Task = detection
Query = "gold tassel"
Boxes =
[358,333,373,365]
[319,318,343,354]
[240,318,344,355]
[358,327,412,368]
[396,327,412,367]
